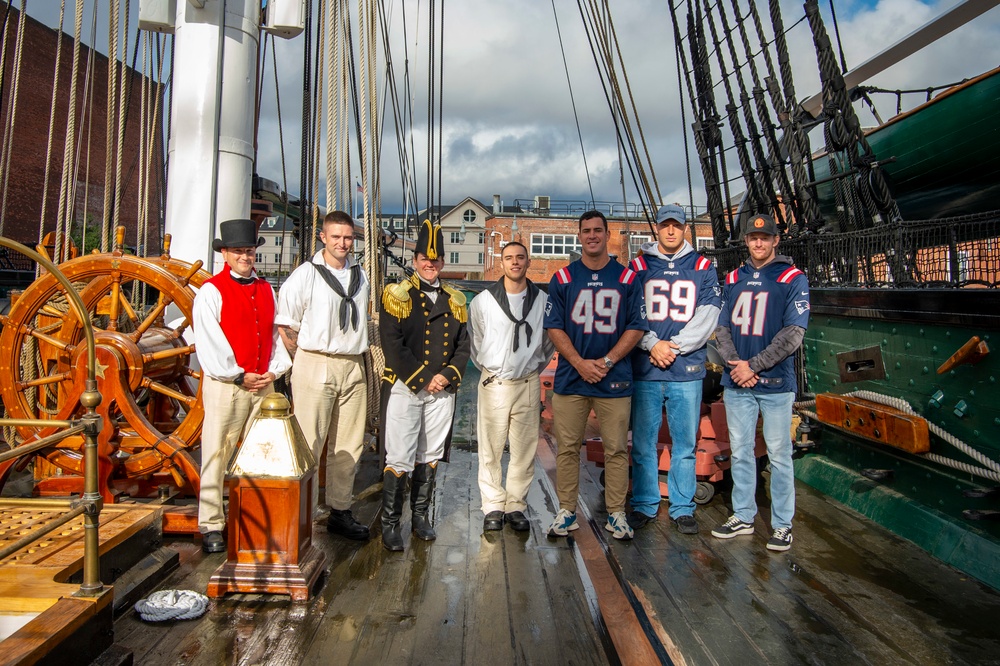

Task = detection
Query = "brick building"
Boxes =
[483,209,716,283]
[0,8,162,257]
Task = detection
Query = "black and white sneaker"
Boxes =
[710,515,754,539]
[766,527,793,551]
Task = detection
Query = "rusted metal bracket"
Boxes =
[815,393,930,453]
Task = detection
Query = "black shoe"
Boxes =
[484,511,504,531]
[202,530,226,554]
[672,514,699,535]
[327,509,371,541]
[626,511,657,530]
[504,511,530,532]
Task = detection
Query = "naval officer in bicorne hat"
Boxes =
[378,219,471,551]
[192,219,292,553]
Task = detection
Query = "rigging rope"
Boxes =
[38,0,67,252]
[551,0,594,204]
[56,0,85,263]
[0,1,27,239]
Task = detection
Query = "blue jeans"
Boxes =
[723,388,795,529]
[631,380,702,519]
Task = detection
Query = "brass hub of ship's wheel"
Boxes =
[0,248,211,502]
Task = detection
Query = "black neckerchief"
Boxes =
[419,279,441,295]
[230,272,256,286]
[486,278,539,352]
[310,261,362,331]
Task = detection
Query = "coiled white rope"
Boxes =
[794,392,1000,483]
[134,590,209,622]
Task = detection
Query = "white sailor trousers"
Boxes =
[199,375,272,532]
[384,379,455,473]
[290,350,368,511]
[476,372,540,514]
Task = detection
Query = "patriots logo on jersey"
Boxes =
[640,303,647,319]
[545,300,553,315]
[714,286,722,297]
[795,299,810,314]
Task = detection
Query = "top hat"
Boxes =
[212,219,265,252]
[655,203,687,225]
[744,213,779,236]
[414,219,445,260]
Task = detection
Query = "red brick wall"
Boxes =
[485,214,716,283]
[0,8,162,256]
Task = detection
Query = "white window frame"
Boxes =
[530,233,581,258]
[449,251,460,264]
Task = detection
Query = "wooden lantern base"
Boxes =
[206,545,327,601]
[207,471,327,600]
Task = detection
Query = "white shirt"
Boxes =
[275,251,370,355]
[469,284,554,380]
[192,272,292,382]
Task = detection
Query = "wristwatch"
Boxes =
[234,372,245,387]
[603,356,615,369]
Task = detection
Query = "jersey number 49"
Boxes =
[570,289,621,334]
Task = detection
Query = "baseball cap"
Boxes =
[745,213,778,236]
[655,203,686,225]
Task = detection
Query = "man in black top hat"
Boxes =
[378,219,471,551]
[193,219,291,553]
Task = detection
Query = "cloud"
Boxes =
[23,0,1000,216]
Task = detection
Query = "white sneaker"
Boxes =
[547,509,579,537]
[605,511,634,540]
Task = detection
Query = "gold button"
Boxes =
[424,361,429,365]
[444,322,449,327]
[425,350,430,355]
[444,333,449,338]
[419,378,425,383]
[424,311,429,316]
[443,342,449,346]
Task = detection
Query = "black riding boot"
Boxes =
[411,462,437,541]
[381,469,407,551]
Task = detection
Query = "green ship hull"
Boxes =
[812,67,1000,223]
[798,288,1000,588]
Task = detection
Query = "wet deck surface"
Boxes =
[112,372,1000,665]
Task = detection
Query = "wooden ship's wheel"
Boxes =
[0,233,211,502]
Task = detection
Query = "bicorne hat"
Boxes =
[212,219,265,252]
[413,219,444,260]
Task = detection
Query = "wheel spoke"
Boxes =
[0,314,75,353]
[141,377,197,408]
[168,317,191,339]
[130,293,173,340]
[107,272,123,331]
[184,367,202,381]
[141,344,195,364]
[18,371,73,389]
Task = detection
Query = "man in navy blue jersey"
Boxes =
[710,213,810,552]
[544,210,648,541]
[628,204,720,534]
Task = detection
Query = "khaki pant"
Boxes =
[476,372,540,514]
[550,393,631,514]
[199,375,272,532]
[291,350,367,510]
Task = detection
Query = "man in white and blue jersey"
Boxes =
[628,204,721,534]
[710,213,810,552]
[544,210,648,541]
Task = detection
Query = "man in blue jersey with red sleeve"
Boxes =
[544,210,648,541]
[628,204,720,534]
[710,213,809,552]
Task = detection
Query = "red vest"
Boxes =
[206,271,275,375]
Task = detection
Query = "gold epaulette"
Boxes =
[441,283,468,323]
[381,280,413,320]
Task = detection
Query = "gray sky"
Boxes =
[30,0,1000,215]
